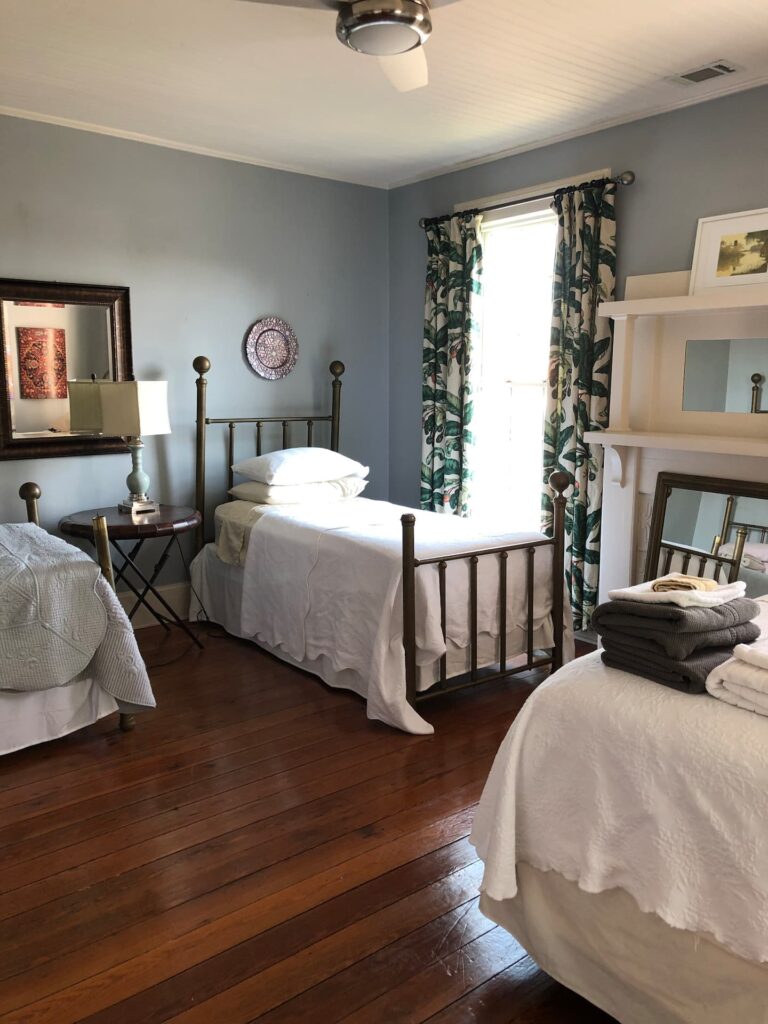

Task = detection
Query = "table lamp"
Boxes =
[69,379,171,514]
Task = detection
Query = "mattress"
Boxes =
[0,679,118,756]
[483,863,768,1024]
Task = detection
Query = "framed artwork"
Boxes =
[16,327,68,399]
[690,208,768,293]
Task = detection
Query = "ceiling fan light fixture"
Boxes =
[336,0,432,56]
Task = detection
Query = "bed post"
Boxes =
[193,356,211,551]
[549,471,569,672]
[329,360,345,452]
[19,482,41,526]
[91,513,134,731]
[92,514,116,591]
[401,513,417,707]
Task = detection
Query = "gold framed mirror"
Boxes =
[0,278,132,460]
[645,472,768,597]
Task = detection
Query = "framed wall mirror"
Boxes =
[0,278,132,460]
[645,472,768,598]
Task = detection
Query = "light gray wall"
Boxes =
[387,85,768,506]
[683,338,730,412]
[0,116,389,578]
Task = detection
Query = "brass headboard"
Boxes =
[193,355,345,550]
[712,494,768,554]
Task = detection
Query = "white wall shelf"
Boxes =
[585,429,768,459]
[599,284,768,320]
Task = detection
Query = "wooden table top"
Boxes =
[59,504,201,540]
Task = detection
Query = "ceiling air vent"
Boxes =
[674,60,738,85]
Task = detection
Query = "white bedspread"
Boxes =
[238,498,571,734]
[0,524,154,708]
[471,650,768,963]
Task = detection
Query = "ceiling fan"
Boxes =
[237,0,463,92]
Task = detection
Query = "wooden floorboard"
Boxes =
[0,626,614,1023]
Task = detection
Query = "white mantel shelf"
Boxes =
[599,284,768,319]
[584,429,768,459]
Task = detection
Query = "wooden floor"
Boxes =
[0,626,614,1024]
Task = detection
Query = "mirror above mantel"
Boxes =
[0,278,132,460]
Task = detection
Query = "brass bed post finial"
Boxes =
[751,373,763,414]
[19,482,41,527]
[193,356,211,552]
[549,471,570,671]
[329,360,345,452]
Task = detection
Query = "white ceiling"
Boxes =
[1,0,767,188]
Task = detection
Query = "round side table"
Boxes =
[60,504,203,648]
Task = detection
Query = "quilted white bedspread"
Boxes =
[238,498,572,734]
[0,524,154,708]
[471,649,768,963]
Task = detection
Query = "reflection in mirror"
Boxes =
[0,279,131,460]
[646,477,768,598]
[683,338,768,413]
[2,301,113,438]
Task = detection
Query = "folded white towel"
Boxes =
[734,637,768,671]
[706,657,768,717]
[609,574,746,608]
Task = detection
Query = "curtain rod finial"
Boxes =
[616,170,635,187]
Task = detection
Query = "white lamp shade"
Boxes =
[68,380,171,437]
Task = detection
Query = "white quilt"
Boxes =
[471,650,768,963]
[238,498,572,734]
[0,524,155,708]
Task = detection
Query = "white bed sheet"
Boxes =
[471,650,768,963]
[0,679,118,756]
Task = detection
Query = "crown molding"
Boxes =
[385,75,768,189]
[2,74,767,192]
[0,105,385,189]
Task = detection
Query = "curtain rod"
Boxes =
[418,170,636,229]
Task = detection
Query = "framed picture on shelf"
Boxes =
[690,208,768,294]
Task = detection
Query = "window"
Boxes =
[470,199,558,530]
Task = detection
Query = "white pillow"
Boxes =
[232,447,368,485]
[229,475,367,505]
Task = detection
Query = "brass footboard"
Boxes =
[18,483,134,732]
[401,471,569,707]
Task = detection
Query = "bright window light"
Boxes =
[470,203,558,532]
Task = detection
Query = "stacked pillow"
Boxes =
[230,447,369,505]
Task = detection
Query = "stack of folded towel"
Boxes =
[592,573,761,694]
[706,600,768,715]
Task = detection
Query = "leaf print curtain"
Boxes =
[421,213,483,515]
[541,182,617,630]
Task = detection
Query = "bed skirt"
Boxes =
[482,862,768,1024]
[0,680,118,756]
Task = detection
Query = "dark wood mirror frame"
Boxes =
[644,471,768,583]
[0,278,132,461]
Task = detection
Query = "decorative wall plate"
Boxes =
[245,316,299,380]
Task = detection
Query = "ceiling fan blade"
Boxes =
[236,0,339,9]
[377,47,428,92]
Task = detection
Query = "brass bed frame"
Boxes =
[18,482,135,732]
[193,355,568,709]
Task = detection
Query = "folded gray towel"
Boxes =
[598,619,760,660]
[592,597,759,633]
[601,636,734,694]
